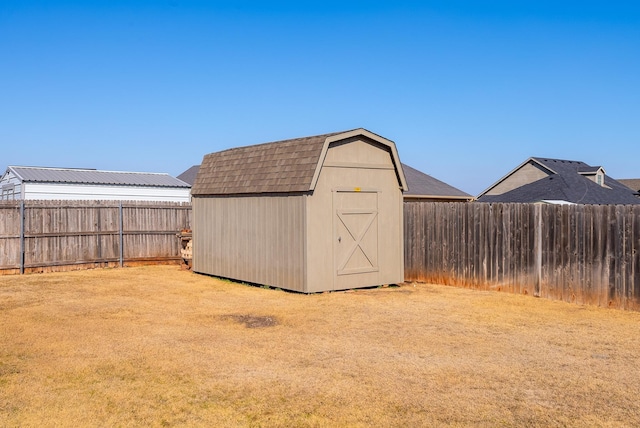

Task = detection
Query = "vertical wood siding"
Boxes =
[404,202,640,311]
[0,200,191,274]
[192,195,305,292]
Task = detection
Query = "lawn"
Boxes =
[1,266,640,427]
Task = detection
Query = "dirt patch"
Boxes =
[0,362,20,377]
[223,314,278,328]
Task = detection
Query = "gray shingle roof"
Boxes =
[402,164,472,199]
[8,166,190,188]
[177,165,200,186]
[477,157,640,205]
[192,131,348,195]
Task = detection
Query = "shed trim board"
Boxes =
[192,128,406,293]
[323,162,395,170]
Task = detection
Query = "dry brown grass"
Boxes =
[1,266,640,427]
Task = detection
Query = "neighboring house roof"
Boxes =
[577,166,603,174]
[177,165,200,186]
[178,165,200,186]
[180,162,472,201]
[618,179,640,192]
[402,164,473,201]
[192,129,407,196]
[5,166,190,188]
[477,157,640,205]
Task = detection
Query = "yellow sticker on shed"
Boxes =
[354,187,361,192]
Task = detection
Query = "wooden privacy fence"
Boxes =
[0,200,192,275]
[404,202,640,311]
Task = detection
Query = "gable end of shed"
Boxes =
[309,129,407,192]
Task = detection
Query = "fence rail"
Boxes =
[0,200,192,274]
[404,202,640,311]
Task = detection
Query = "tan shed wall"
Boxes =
[192,195,306,292]
[306,139,404,292]
[486,162,549,195]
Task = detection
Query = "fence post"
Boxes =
[534,204,542,297]
[96,201,102,262]
[119,202,124,267]
[20,200,25,274]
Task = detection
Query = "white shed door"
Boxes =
[333,190,379,289]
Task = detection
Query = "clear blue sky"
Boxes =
[1,1,639,195]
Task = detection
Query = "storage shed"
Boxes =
[191,128,408,293]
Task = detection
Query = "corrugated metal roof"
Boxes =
[9,166,190,188]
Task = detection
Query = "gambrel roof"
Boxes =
[6,166,190,188]
[477,157,640,205]
[192,129,407,196]
[184,161,472,201]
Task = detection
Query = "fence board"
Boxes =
[629,206,640,310]
[0,200,191,275]
[404,201,640,311]
[0,202,21,269]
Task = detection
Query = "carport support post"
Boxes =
[119,202,124,267]
[20,200,25,274]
